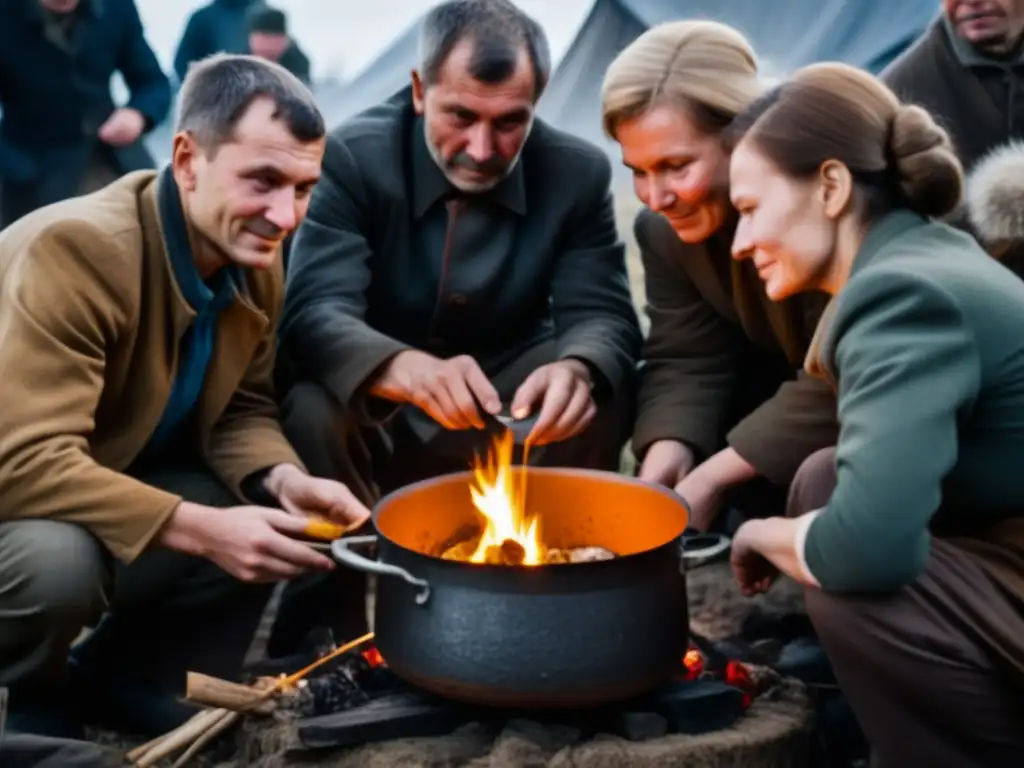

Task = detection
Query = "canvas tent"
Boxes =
[319,0,939,137]
[539,0,940,158]
[144,0,940,164]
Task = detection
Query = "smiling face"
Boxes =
[728,140,839,300]
[172,97,324,273]
[412,37,536,193]
[944,0,1024,54]
[615,103,730,244]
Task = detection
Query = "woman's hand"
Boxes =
[729,515,823,594]
[730,520,781,595]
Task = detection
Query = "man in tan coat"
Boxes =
[0,54,369,747]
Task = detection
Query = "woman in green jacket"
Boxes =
[726,62,1024,765]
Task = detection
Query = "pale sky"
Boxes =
[136,0,594,80]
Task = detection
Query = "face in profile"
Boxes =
[173,97,324,272]
[728,140,838,301]
[615,103,730,244]
[412,38,536,193]
[945,0,1024,54]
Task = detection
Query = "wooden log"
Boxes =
[185,672,279,714]
[170,709,241,768]
[133,708,226,768]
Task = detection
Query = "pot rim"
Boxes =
[370,466,691,566]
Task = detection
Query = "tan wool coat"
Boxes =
[0,170,303,563]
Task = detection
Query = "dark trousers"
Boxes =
[0,463,361,707]
[787,448,1024,767]
[280,340,636,506]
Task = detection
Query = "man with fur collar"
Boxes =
[883,0,1024,176]
[0,54,369,746]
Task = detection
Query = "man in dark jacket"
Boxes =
[173,0,312,85]
[278,0,642,504]
[882,0,1024,237]
[0,0,171,228]
[247,5,311,84]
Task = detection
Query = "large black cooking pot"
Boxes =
[331,467,714,709]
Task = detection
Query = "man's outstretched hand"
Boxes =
[509,359,595,445]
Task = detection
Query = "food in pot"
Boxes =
[442,431,617,565]
[439,526,616,565]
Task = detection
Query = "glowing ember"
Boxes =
[361,646,386,669]
[467,431,545,565]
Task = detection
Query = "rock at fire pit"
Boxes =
[225,671,814,768]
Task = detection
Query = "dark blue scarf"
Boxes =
[140,167,239,457]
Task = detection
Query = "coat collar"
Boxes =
[802,209,928,388]
[138,170,271,446]
[849,209,928,279]
[410,112,527,219]
[155,167,240,315]
[941,13,1024,68]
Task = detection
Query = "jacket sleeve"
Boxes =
[549,153,642,397]
[205,265,305,497]
[279,134,411,413]
[0,224,182,563]
[631,212,742,460]
[118,0,172,130]
[726,371,838,486]
[804,271,978,593]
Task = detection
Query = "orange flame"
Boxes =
[467,431,544,565]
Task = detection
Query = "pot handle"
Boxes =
[680,531,732,564]
[330,535,432,605]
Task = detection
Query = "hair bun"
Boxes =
[889,104,963,218]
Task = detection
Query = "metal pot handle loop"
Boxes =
[330,535,432,605]
[680,531,732,564]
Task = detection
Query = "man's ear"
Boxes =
[171,132,199,192]
[411,69,426,114]
[819,159,853,220]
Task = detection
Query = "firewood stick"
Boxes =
[125,707,214,763]
[125,731,170,763]
[185,672,277,713]
[133,707,227,768]
[169,709,241,768]
[126,632,376,765]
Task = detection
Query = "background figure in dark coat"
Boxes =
[246,5,311,84]
[0,0,171,228]
[278,0,642,505]
[881,0,1024,244]
[173,0,311,85]
[601,21,837,533]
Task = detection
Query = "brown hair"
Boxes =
[600,20,762,139]
[729,62,963,219]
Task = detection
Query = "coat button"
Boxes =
[450,294,468,307]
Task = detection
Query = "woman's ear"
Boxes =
[818,159,853,220]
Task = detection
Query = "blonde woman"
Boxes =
[727,62,1024,765]
[601,21,837,531]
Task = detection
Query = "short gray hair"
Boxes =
[175,53,325,152]
[419,0,551,99]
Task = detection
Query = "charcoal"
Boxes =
[613,711,668,741]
